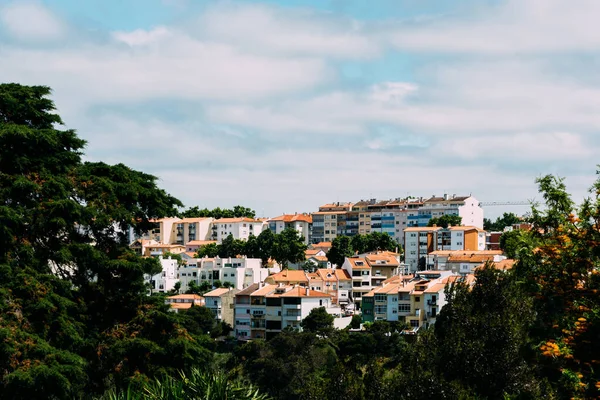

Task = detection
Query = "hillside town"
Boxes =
[132,195,526,339]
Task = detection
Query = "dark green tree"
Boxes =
[256,229,275,266]
[196,243,219,258]
[427,214,462,228]
[301,307,334,335]
[218,234,245,258]
[484,212,522,231]
[272,228,307,268]
[327,236,354,267]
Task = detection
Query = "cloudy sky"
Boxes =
[1,0,598,219]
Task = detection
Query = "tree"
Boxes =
[271,228,307,269]
[327,236,354,267]
[196,242,219,258]
[162,251,185,266]
[256,229,275,266]
[222,281,234,289]
[218,234,245,258]
[0,84,212,397]
[349,314,362,329]
[301,307,334,335]
[169,281,181,295]
[180,205,256,219]
[499,229,528,258]
[365,231,398,252]
[427,214,462,228]
[484,212,522,231]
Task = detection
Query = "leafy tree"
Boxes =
[499,229,529,258]
[161,251,185,266]
[427,214,462,228]
[256,229,275,266]
[195,243,219,258]
[0,84,212,397]
[218,234,246,258]
[349,314,362,329]
[301,307,334,335]
[484,212,522,231]
[169,281,181,295]
[327,236,354,267]
[271,228,307,269]
[180,205,256,219]
[365,231,398,252]
[212,280,223,288]
[222,281,234,289]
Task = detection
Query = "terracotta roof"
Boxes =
[203,288,235,297]
[279,287,331,298]
[379,283,401,294]
[186,240,217,246]
[307,272,319,280]
[448,254,495,263]
[306,249,321,256]
[334,269,352,280]
[149,244,186,249]
[235,283,260,296]
[311,242,332,248]
[267,270,309,283]
[424,195,471,203]
[424,282,446,293]
[269,214,313,224]
[310,255,328,262]
[179,217,211,223]
[169,303,194,310]
[365,253,399,266]
[475,259,515,271]
[167,294,203,300]
[403,227,442,232]
[316,269,337,282]
[183,252,197,258]
[250,284,278,297]
[311,211,348,215]
[214,217,262,223]
[398,281,417,293]
[448,226,485,232]
[346,257,370,269]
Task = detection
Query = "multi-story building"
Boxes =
[203,287,239,327]
[362,270,456,330]
[428,250,505,275]
[267,214,312,244]
[363,252,402,287]
[178,256,267,292]
[211,218,266,242]
[185,240,217,253]
[144,256,179,293]
[173,217,213,245]
[311,202,353,243]
[341,256,372,309]
[403,227,442,272]
[165,294,205,313]
[419,194,483,229]
[234,284,333,340]
[307,268,352,306]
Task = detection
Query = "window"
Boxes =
[374,294,386,302]
[398,303,411,312]
[410,320,419,328]
[319,300,323,306]
[414,297,420,302]
[456,241,463,246]
[375,305,387,314]
[431,307,437,317]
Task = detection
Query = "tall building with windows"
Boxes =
[267,214,312,244]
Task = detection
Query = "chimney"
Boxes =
[305,287,309,296]
[443,194,449,200]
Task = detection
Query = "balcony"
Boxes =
[427,299,437,306]
[251,312,265,319]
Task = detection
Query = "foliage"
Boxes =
[180,205,256,219]
[161,252,185,266]
[427,214,462,228]
[195,243,219,258]
[328,232,399,267]
[483,212,522,231]
[349,314,362,329]
[499,229,530,258]
[301,307,334,336]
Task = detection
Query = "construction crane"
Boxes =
[479,201,531,207]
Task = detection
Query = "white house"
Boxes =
[268,214,312,245]
[178,256,268,292]
[144,256,179,293]
[341,257,372,309]
[211,218,267,242]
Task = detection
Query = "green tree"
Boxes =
[271,228,307,269]
[161,251,185,266]
[427,214,462,228]
[484,212,522,231]
[195,243,219,258]
[301,307,334,335]
[218,234,245,258]
[365,231,398,252]
[499,229,528,258]
[256,229,275,266]
[349,314,362,329]
[327,236,354,267]
[0,84,212,397]
[180,205,256,219]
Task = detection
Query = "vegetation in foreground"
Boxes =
[1,84,599,399]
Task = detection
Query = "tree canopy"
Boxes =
[427,214,462,228]
[483,212,523,231]
[327,232,400,267]
[180,205,256,219]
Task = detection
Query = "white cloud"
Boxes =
[388,0,600,54]
[0,2,66,42]
[197,3,378,59]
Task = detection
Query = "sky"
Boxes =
[1,0,599,220]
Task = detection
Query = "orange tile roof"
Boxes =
[279,287,332,298]
[214,217,262,223]
[269,214,313,224]
[167,294,204,300]
[311,242,332,248]
[203,288,235,297]
[306,249,321,256]
[183,252,197,258]
[236,283,260,296]
[403,227,442,232]
[347,257,369,269]
[267,270,309,283]
[334,269,352,280]
[424,282,446,293]
[316,269,337,282]
[311,255,328,262]
[365,253,399,266]
[250,284,278,297]
[475,259,515,271]
[179,217,212,223]
[169,303,194,310]
[448,254,495,263]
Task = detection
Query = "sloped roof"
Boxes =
[267,269,309,283]
[269,214,312,224]
[279,287,331,298]
[203,288,236,297]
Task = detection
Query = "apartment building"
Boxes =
[178,257,267,292]
[403,227,442,272]
[185,240,217,253]
[341,257,372,309]
[144,256,179,293]
[204,287,239,328]
[419,194,484,229]
[210,217,266,242]
[362,270,455,330]
[234,284,333,340]
[307,268,352,305]
[165,294,205,313]
[311,202,353,243]
[268,214,312,244]
[363,252,402,287]
[428,250,505,275]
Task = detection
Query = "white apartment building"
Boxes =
[268,214,312,244]
[144,256,179,293]
[341,257,372,309]
[234,284,333,341]
[403,227,441,273]
[211,218,266,242]
[419,194,483,229]
[178,257,268,292]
